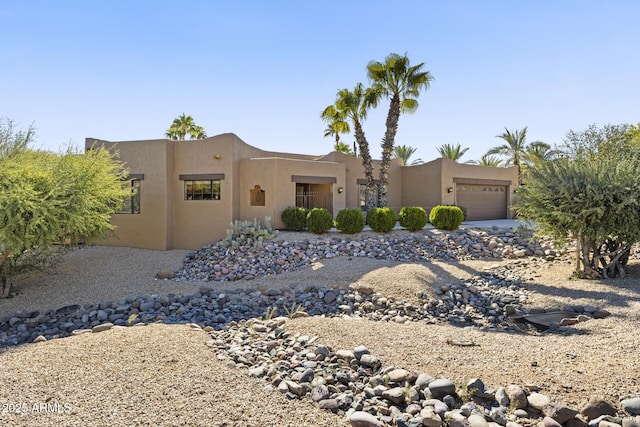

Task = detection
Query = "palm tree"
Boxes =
[165,114,208,140]
[487,127,528,168]
[470,154,503,167]
[393,144,422,165]
[321,107,350,150]
[190,125,207,140]
[522,141,557,168]
[322,83,379,210]
[437,143,469,162]
[333,141,355,155]
[367,53,434,207]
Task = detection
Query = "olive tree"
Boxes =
[0,120,129,297]
[516,124,640,278]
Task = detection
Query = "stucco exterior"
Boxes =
[401,157,518,220]
[86,134,518,250]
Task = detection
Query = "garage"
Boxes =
[455,180,509,221]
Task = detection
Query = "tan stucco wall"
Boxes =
[440,158,518,217]
[239,157,346,230]
[401,157,518,217]
[86,138,172,250]
[171,137,235,249]
[319,152,403,213]
[401,158,443,211]
[87,134,518,250]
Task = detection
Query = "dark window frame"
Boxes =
[118,179,141,214]
[184,180,221,200]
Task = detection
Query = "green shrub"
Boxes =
[429,205,464,230]
[335,208,365,234]
[399,206,428,231]
[367,207,397,233]
[281,206,308,231]
[306,208,333,234]
[456,205,468,221]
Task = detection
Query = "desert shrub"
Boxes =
[335,208,365,234]
[399,206,428,231]
[367,207,397,233]
[222,217,278,249]
[281,206,308,231]
[306,208,333,234]
[429,205,464,230]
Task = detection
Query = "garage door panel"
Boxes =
[456,184,507,220]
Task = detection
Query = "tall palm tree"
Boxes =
[367,53,434,207]
[437,143,469,162]
[165,114,208,140]
[470,154,503,167]
[322,83,379,210]
[321,107,350,150]
[393,144,422,165]
[487,127,528,168]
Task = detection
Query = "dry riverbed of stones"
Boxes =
[1,227,639,426]
[207,317,640,427]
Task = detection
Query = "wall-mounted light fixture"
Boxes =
[214,154,221,160]
[337,186,344,194]
[447,187,453,193]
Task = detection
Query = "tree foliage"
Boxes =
[393,144,422,165]
[437,143,470,162]
[487,126,529,170]
[321,104,351,150]
[469,154,503,167]
[321,53,432,209]
[0,117,36,157]
[0,121,129,297]
[517,123,640,278]
[165,114,207,140]
[322,83,379,210]
[367,53,433,207]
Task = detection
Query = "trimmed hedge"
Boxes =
[456,205,468,221]
[429,205,464,230]
[281,206,308,231]
[335,208,365,234]
[306,208,333,234]
[399,206,428,231]
[367,207,397,233]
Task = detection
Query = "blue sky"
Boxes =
[2,0,639,162]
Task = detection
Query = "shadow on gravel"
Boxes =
[518,263,640,311]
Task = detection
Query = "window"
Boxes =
[119,180,141,214]
[185,180,221,200]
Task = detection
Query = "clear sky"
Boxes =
[2,0,639,162]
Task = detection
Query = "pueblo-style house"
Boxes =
[86,134,518,250]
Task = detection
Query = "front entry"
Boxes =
[295,183,333,214]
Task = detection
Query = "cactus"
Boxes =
[222,216,278,249]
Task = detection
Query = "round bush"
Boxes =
[335,208,365,234]
[367,207,397,233]
[429,205,464,231]
[281,206,308,231]
[306,208,333,234]
[456,205,468,221]
[399,206,428,231]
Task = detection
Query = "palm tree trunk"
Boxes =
[379,94,401,207]
[353,119,376,211]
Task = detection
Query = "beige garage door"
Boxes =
[456,184,507,220]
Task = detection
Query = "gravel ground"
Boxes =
[1,236,639,426]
